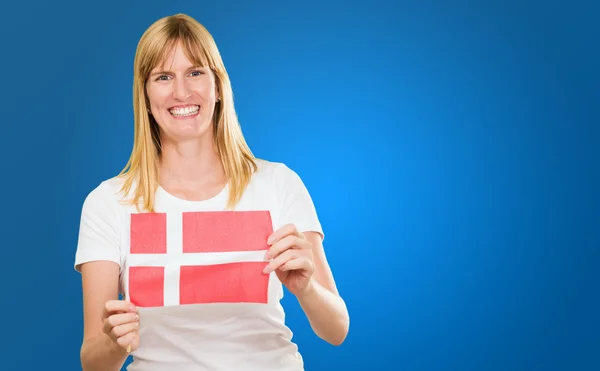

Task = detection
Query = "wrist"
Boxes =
[296,277,318,301]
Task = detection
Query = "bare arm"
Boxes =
[296,232,350,346]
[80,261,138,371]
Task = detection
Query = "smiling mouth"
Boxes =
[169,105,200,117]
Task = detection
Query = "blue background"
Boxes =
[1,0,598,370]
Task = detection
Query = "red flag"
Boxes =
[127,211,273,307]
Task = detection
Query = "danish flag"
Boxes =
[126,211,273,307]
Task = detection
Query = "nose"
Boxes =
[173,78,191,101]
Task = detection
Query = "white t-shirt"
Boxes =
[74,159,324,371]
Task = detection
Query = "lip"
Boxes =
[169,104,200,110]
[168,104,200,119]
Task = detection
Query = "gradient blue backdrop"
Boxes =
[0,0,598,370]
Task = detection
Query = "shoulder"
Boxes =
[249,158,314,201]
[75,177,126,272]
[252,158,306,187]
[251,158,322,234]
[80,176,129,214]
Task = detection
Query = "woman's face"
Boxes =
[145,41,219,143]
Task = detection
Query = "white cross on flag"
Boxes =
[125,210,273,307]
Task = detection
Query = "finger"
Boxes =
[104,312,139,333]
[116,331,137,350]
[104,300,137,317]
[124,331,140,353]
[110,321,140,340]
[267,223,301,245]
[264,249,301,274]
[278,256,313,272]
[265,234,308,260]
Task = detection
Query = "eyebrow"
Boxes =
[150,66,205,77]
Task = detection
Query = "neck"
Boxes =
[158,137,226,192]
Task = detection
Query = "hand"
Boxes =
[102,300,140,353]
[263,224,315,297]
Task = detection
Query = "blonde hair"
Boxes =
[118,13,257,212]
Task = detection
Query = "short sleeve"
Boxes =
[275,164,324,240]
[74,182,122,272]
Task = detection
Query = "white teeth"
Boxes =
[169,105,199,116]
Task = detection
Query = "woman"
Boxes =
[74,13,349,371]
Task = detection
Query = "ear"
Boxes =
[212,71,221,102]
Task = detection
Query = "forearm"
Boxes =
[81,333,129,371]
[297,280,350,345]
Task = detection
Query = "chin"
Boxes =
[167,122,213,141]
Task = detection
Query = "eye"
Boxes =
[190,70,204,77]
[156,74,171,81]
